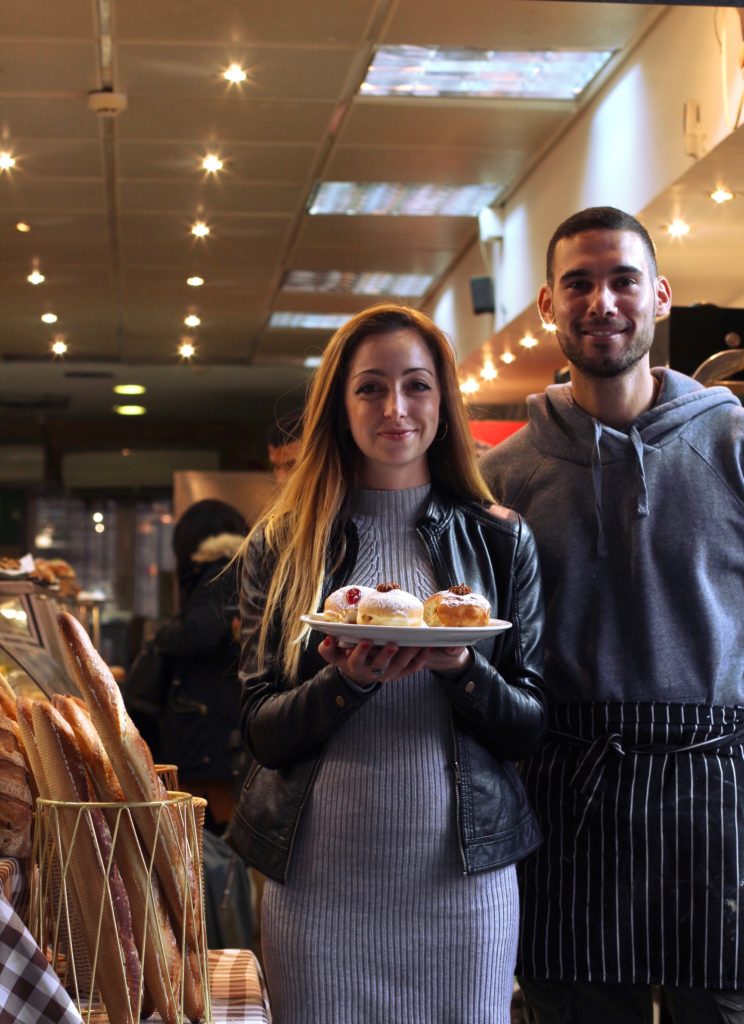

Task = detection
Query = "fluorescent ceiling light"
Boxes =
[309,182,499,216]
[282,270,434,297]
[269,312,348,330]
[361,46,614,100]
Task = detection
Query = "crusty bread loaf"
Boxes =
[31,700,143,1024]
[57,612,205,1021]
[0,672,17,720]
[0,710,32,857]
[53,694,183,1024]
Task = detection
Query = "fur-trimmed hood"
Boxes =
[191,532,245,564]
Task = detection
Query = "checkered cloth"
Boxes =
[0,893,82,1024]
[0,896,268,1024]
[208,948,271,1023]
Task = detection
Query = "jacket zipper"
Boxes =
[450,720,469,876]
[283,756,323,881]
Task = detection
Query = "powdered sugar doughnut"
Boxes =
[323,585,375,623]
[423,584,490,627]
[357,583,424,627]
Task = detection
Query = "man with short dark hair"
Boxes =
[267,411,302,485]
[481,207,744,1023]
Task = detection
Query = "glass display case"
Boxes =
[0,580,79,700]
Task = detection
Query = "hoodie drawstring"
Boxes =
[629,426,650,517]
[590,420,608,558]
[590,422,650,558]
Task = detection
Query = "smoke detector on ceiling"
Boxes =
[87,89,128,117]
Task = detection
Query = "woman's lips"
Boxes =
[378,429,415,440]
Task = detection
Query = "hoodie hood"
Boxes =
[526,368,739,556]
[191,532,245,564]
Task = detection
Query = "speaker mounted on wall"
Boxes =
[469,276,495,315]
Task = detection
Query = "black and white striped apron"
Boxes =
[518,702,744,989]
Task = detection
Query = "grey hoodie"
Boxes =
[480,368,744,705]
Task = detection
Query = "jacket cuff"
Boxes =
[332,668,381,708]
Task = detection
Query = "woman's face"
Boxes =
[343,328,442,489]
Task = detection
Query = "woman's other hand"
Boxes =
[319,636,424,687]
[416,646,472,676]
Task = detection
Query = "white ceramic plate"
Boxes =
[300,613,512,648]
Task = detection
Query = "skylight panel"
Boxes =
[269,312,349,330]
[308,182,499,216]
[282,270,434,297]
[360,46,614,100]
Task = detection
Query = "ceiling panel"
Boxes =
[296,214,477,251]
[117,97,336,142]
[117,140,318,182]
[116,0,375,47]
[382,0,662,49]
[117,213,292,267]
[288,244,459,277]
[326,145,526,186]
[0,0,94,38]
[0,41,100,94]
[0,180,106,213]
[0,213,110,266]
[0,97,102,140]
[117,179,304,215]
[118,44,359,101]
[0,139,104,178]
[338,100,571,151]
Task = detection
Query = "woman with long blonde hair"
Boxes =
[230,304,546,1023]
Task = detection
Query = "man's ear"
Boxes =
[537,284,554,325]
[654,275,672,319]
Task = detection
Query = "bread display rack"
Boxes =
[30,792,212,1024]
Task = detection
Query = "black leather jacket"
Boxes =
[228,487,546,882]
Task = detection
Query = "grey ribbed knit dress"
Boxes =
[261,485,519,1024]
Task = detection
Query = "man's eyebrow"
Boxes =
[559,264,644,285]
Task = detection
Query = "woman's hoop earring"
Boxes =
[435,420,449,442]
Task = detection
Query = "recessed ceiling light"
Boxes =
[184,314,201,328]
[202,154,223,173]
[282,269,434,297]
[94,523,106,534]
[41,312,58,324]
[710,187,734,205]
[269,312,348,330]
[460,376,480,395]
[519,333,538,349]
[50,337,67,356]
[224,63,247,84]
[191,221,210,238]
[480,359,498,381]
[309,182,500,216]
[179,339,196,359]
[113,384,146,396]
[360,46,614,100]
[303,355,323,368]
[667,219,690,238]
[0,152,16,171]
[541,319,557,334]
[27,269,45,285]
[500,351,516,364]
[15,221,31,233]
[187,276,204,287]
[114,404,146,416]
[92,512,104,523]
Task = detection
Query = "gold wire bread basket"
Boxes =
[30,792,212,1024]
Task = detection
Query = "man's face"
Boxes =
[268,441,300,484]
[538,229,672,379]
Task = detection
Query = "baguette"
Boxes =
[31,700,143,1024]
[58,613,205,1021]
[0,672,17,720]
[53,695,183,1024]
